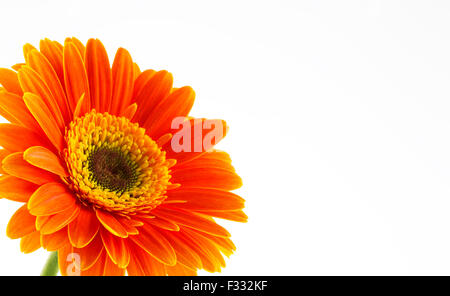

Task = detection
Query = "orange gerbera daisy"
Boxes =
[0,37,246,276]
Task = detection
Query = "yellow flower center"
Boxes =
[63,110,172,214]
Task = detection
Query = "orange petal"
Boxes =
[152,206,230,237]
[133,62,141,78]
[23,146,67,177]
[192,230,236,257]
[67,244,120,276]
[28,182,76,216]
[23,92,64,152]
[120,102,137,120]
[160,229,203,270]
[166,263,197,276]
[132,69,155,99]
[197,209,248,223]
[166,188,244,211]
[63,42,90,115]
[0,175,38,202]
[95,210,128,238]
[74,234,104,271]
[156,133,173,147]
[102,253,126,276]
[133,70,172,123]
[115,216,140,235]
[78,250,125,276]
[39,39,64,85]
[0,68,23,95]
[85,39,112,113]
[111,48,134,116]
[6,204,36,239]
[65,37,85,58]
[36,205,80,235]
[127,241,167,276]
[0,123,52,153]
[72,93,88,119]
[22,43,36,63]
[0,97,20,125]
[18,66,65,133]
[2,152,60,185]
[41,227,70,251]
[27,49,71,124]
[68,206,100,248]
[0,149,8,174]
[20,231,41,253]
[171,166,242,191]
[11,63,25,71]
[145,216,180,231]
[78,250,104,276]
[100,228,130,269]
[182,228,226,268]
[0,151,7,174]
[0,91,41,132]
[173,231,220,273]
[173,150,233,171]
[129,223,176,266]
[144,86,195,139]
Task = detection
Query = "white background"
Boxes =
[1,0,450,275]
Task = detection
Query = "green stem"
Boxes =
[41,251,59,276]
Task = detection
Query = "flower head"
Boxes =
[0,38,245,275]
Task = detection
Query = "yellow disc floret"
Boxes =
[64,110,172,214]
